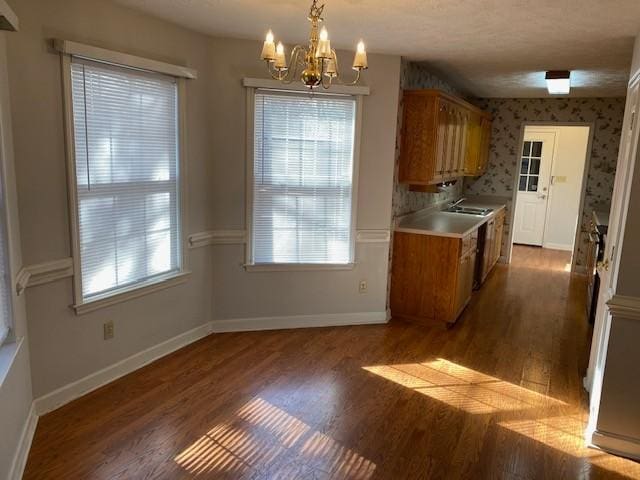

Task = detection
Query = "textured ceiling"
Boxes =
[113,0,640,97]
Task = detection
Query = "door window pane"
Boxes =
[519,175,527,191]
[529,158,540,174]
[528,175,539,192]
[531,141,542,157]
[522,141,531,156]
[520,158,529,174]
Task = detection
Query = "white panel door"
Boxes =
[513,132,556,246]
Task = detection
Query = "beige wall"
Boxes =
[6,0,400,398]
[0,31,34,478]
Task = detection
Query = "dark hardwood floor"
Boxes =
[23,246,640,479]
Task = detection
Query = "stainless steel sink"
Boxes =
[445,206,494,216]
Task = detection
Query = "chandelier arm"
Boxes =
[329,50,362,86]
[265,46,307,83]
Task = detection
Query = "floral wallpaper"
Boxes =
[464,98,626,267]
[392,61,465,219]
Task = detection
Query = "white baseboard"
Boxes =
[8,403,38,480]
[33,311,387,416]
[591,429,640,461]
[542,242,573,252]
[210,311,388,333]
[34,321,213,416]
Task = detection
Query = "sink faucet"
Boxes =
[448,197,466,209]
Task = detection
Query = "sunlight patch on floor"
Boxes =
[363,358,566,415]
[499,415,640,479]
[174,397,376,478]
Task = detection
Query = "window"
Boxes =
[250,90,358,266]
[69,58,182,304]
[0,169,11,345]
[519,140,543,192]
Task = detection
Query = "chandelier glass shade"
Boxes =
[260,0,368,89]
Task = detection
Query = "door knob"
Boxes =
[538,194,546,199]
[597,258,610,271]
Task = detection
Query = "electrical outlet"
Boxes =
[103,321,114,340]
[359,280,367,294]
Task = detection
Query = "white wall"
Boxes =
[0,31,34,479]
[540,125,590,251]
[589,31,640,460]
[5,0,400,400]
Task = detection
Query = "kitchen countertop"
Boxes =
[395,199,507,239]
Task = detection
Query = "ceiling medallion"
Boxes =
[260,0,368,90]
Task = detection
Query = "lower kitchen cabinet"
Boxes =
[480,209,505,284]
[391,208,506,326]
[391,230,477,326]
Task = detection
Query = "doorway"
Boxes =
[510,124,592,270]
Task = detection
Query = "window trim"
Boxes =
[61,52,191,315]
[244,84,364,271]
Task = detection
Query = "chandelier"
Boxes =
[260,0,368,90]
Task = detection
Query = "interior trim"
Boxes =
[15,258,74,295]
[33,311,387,415]
[591,429,640,462]
[0,0,18,31]
[53,39,198,79]
[606,294,640,322]
[243,77,370,95]
[73,271,192,315]
[188,229,246,248]
[7,402,38,480]
[210,311,388,333]
[187,229,391,249]
[33,321,212,415]
[356,229,391,243]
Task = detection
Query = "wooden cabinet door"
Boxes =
[464,112,481,176]
[482,219,495,280]
[434,100,449,182]
[444,103,457,179]
[454,249,475,320]
[457,111,469,175]
[493,213,504,265]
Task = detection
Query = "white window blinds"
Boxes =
[70,59,181,301]
[252,90,356,265]
[0,177,10,345]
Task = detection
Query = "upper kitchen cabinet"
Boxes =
[399,89,492,185]
[465,111,492,177]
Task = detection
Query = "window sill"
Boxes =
[0,337,23,388]
[72,271,192,315]
[244,263,355,272]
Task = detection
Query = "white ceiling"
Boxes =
[114,0,640,97]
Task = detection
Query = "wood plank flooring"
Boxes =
[23,246,640,479]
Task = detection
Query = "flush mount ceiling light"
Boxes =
[545,70,571,95]
[260,0,368,90]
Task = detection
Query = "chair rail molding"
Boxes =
[606,294,640,321]
[15,258,74,295]
[0,0,18,31]
[188,230,247,249]
[356,229,391,243]
[188,229,390,249]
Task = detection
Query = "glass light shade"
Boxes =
[274,42,287,70]
[352,40,368,70]
[261,30,276,61]
[316,27,332,59]
[546,77,570,94]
